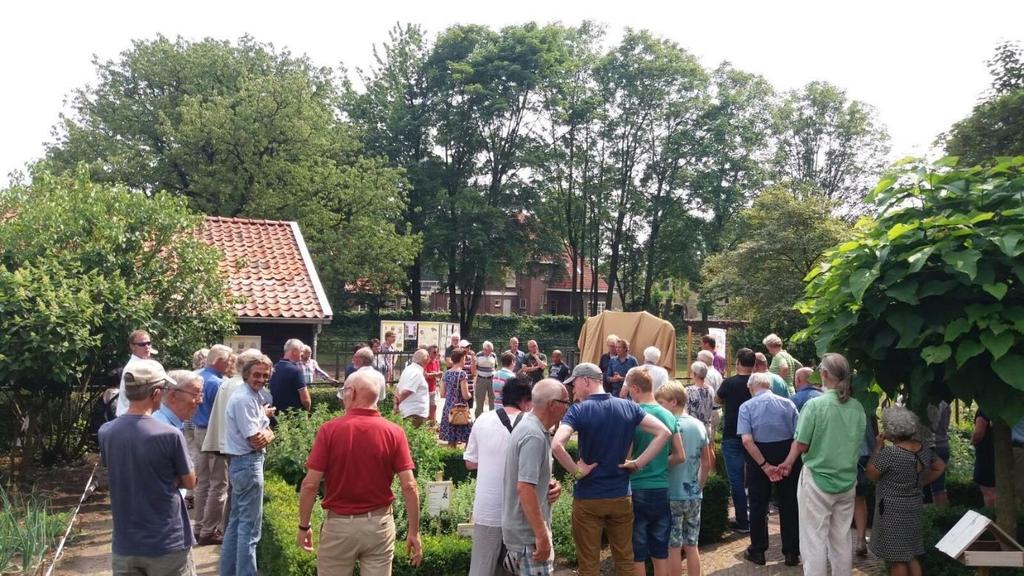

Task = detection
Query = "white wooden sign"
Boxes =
[426,480,454,517]
[937,510,992,559]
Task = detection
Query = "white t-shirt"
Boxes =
[115,354,145,416]
[356,366,387,405]
[704,366,724,394]
[397,363,429,419]
[464,408,522,527]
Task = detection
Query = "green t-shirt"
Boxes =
[630,403,677,490]
[794,389,866,493]
[769,350,801,387]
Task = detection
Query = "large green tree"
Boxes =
[796,158,1024,532]
[772,81,890,213]
[946,41,1024,165]
[0,168,236,466]
[45,35,418,304]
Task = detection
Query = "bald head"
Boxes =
[794,367,814,390]
[344,369,383,408]
[532,378,566,407]
[754,352,769,372]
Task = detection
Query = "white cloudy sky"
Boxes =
[2,0,1020,181]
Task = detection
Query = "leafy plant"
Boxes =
[796,156,1024,530]
[0,487,69,574]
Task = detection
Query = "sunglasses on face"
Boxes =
[134,341,152,347]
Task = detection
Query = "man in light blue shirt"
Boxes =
[221,354,276,576]
[152,370,204,431]
[737,373,801,566]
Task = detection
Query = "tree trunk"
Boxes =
[992,419,1017,534]
[408,254,422,318]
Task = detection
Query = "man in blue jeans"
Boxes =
[716,347,754,533]
[221,354,276,576]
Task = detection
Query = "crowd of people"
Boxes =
[98,327,1006,576]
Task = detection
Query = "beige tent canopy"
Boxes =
[577,311,677,374]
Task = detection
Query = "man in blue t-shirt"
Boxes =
[269,338,311,414]
[98,359,197,574]
[553,363,672,576]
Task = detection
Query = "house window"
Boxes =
[519,297,527,311]
[505,271,517,288]
[596,301,606,314]
[549,299,558,314]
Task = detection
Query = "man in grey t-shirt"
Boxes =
[502,379,571,575]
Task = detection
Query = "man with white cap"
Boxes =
[99,359,197,575]
[115,328,158,416]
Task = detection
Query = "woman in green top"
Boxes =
[778,353,865,576]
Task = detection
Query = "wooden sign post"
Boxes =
[936,510,1024,574]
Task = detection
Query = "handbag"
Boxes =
[448,404,471,426]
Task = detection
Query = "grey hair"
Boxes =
[284,338,304,353]
[690,361,708,380]
[881,406,921,441]
[167,369,202,391]
[748,372,772,390]
[301,344,312,355]
[355,347,375,364]
[763,333,783,348]
[696,350,714,365]
[206,344,232,366]
[644,346,661,364]
[531,378,566,407]
[482,341,494,351]
[192,348,209,370]
[820,353,852,403]
[411,348,429,364]
[235,348,263,372]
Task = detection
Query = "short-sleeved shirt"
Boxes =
[795,389,866,493]
[606,355,638,396]
[686,383,716,437]
[493,368,517,408]
[671,414,709,501]
[269,359,306,412]
[717,374,752,439]
[643,364,671,392]
[224,384,269,456]
[502,412,553,548]
[504,348,527,372]
[425,358,441,393]
[704,366,724,394]
[549,362,571,383]
[768,372,790,398]
[192,366,223,427]
[630,403,677,489]
[99,415,194,556]
[769,350,801,387]
[202,377,244,453]
[737,389,798,443]
[308,408,415,515]
[465,409,523,527]
[523,353,548,384]
[475,353,497,378]
[397,362,429,419]
[791,386,823,411]
[152,404,184,430]
[712,353,726,374]
[562,393,647,499]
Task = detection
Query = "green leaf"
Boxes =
[956,340,985,368]
[848,267,880,301]
[980,330,1015,360]
[885,307,926,349]
[943,318,971,342]
[921,344,952,365]
[993,232,1024,258]
[887,222,918,241]
[918,280,957,298]
[836,241,861,254]
[906,245,937,274]
[941,248,982,280]
[993,353,1024,391]
[885,280,919,304]
[982,282,1009,300]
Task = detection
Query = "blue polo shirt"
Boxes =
[737,389,798,443]
[192,366,223,428]
[152,405,183,430]
[792,386,823,411]
[562,393,646,499]
[269,359,306,412]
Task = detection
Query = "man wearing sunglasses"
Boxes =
[115,329,157,416]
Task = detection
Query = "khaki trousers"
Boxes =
[318,509,396,576]
[572,496,634,576]
[112,548,195,576]
[192,427,229,537]
[798,467,854,576]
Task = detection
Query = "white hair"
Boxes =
[697,350,714,365]
[643,346,661,364]
[748,372,772,390]
[690,361,708,380]
[206,344,232,366]
[762,333,783,348]
[412,348,429,364]
[284,338,305,353]
[482,341,494,351]
[167,369,202,391]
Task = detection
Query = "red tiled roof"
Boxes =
[200,216,332,323]
[548,251,609,292]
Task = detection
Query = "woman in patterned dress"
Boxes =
[866,406,946,576]
[686,360,718,470]
[439,348,472,448]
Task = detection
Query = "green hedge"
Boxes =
[699,473,730,545]
[552,441,580,480]
[440,447,474,485]
[258,474,322,576]
[307,385,393,415]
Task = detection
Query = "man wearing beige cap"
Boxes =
[99,359,197,575]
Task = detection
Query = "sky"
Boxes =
[2,0,1021,182]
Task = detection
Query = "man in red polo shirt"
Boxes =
[296,369,423,573]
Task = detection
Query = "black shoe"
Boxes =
[744,550,766,565]
[785,553,801,566]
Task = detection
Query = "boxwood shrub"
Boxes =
[699,473,730,545]
[258,473,322,576]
